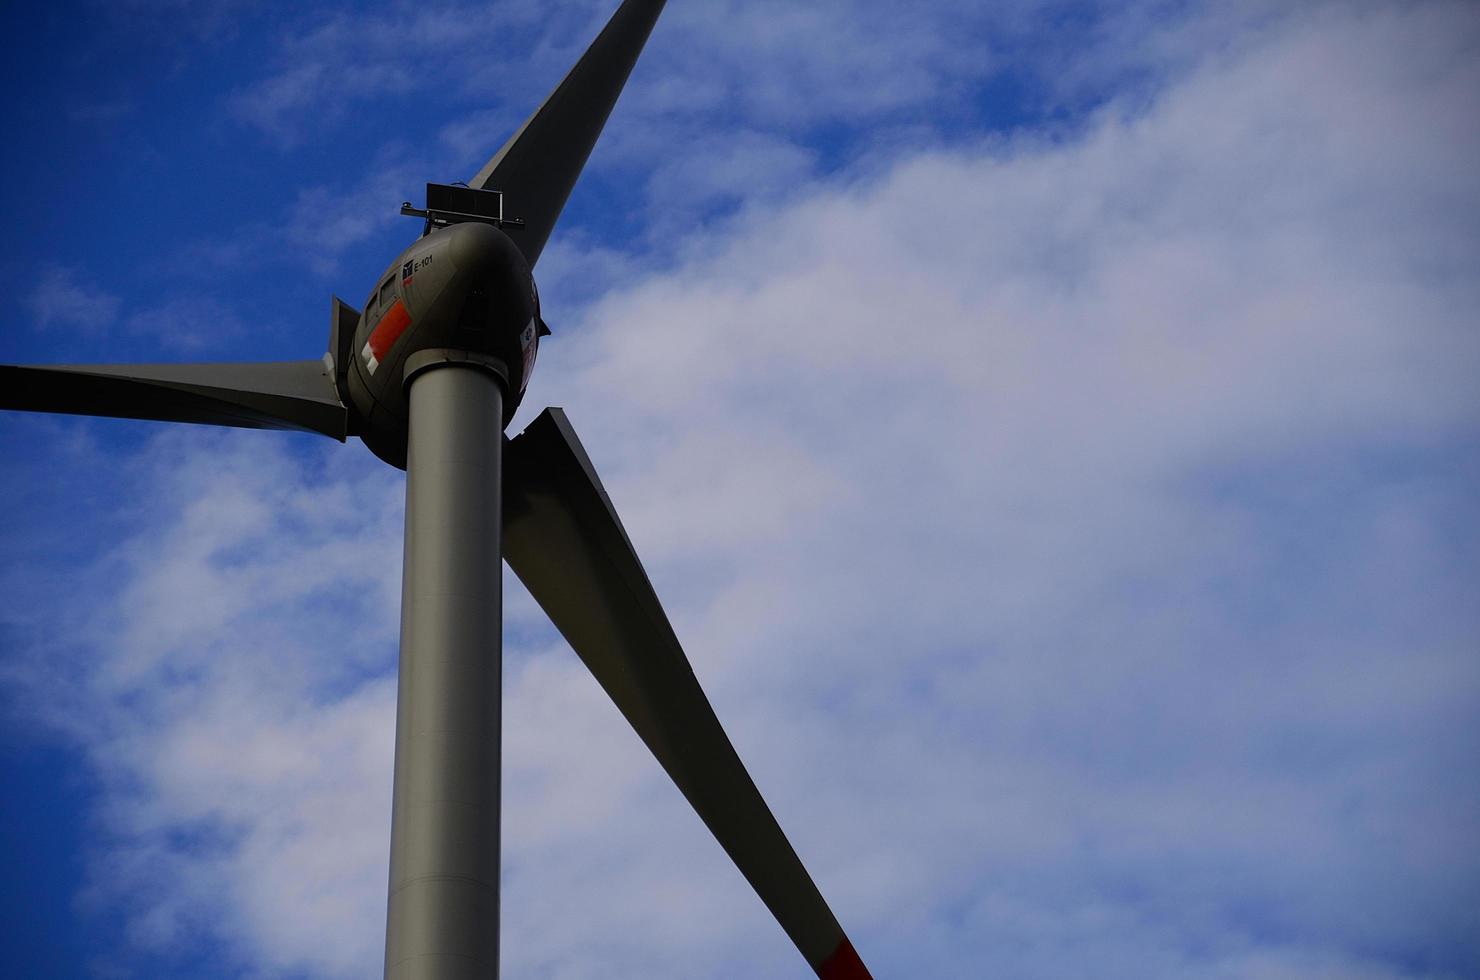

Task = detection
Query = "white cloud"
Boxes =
[225,3,543,144]
[122,296,249,353]
[28,266,122,333]
[3,431,406,976]
[515,2,1480,975]
[4,1,1479,978]
[639,128,819,227]
[228,0,988,139]
[284,152,431,276]
[230,60,419,146]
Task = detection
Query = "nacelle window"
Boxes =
[379,277,396,307]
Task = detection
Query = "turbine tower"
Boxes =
[0,2,872,978]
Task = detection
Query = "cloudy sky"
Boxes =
[2,0,1478,977]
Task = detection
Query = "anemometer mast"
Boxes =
[401,183,527,237]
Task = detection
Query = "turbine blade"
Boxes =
[470,0,667,267]
[503,407,872,980]
[0,360,348,440]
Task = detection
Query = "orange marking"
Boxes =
[818,937,872,980]
[368,299,412,362]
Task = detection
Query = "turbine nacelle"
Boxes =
[347,220,542,469]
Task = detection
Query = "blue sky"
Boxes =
[2,1,1479,977]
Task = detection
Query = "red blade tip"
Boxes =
[819,937,872,980]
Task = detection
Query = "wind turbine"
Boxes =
[0,2,873,978]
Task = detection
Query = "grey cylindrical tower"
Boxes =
[385,353,506,979]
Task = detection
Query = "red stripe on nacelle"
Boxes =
[368,300,412,362]
[818,937,872,980]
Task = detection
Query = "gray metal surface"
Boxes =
[503,408,867,979]
[0,360,348,439]
[385,361,505,980]
[328,296,361,408]
[471,0,667,268]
